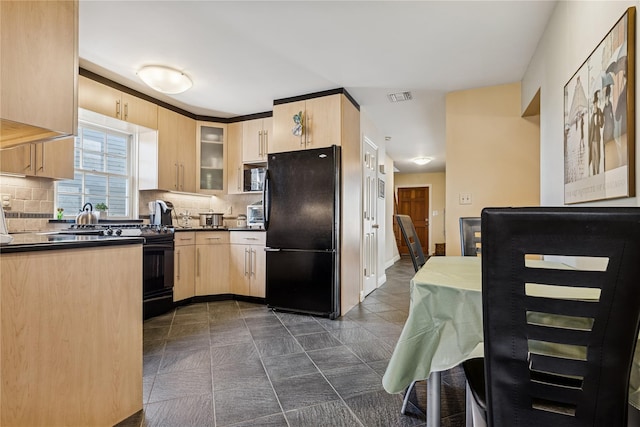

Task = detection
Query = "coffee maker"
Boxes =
[150,200,174,226]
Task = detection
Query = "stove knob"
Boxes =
[115,229,122,236]
[161,227,167,233]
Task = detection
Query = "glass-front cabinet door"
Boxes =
[197,122,226,193]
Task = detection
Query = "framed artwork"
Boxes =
[378,178,385,199]
[564,7,635,204]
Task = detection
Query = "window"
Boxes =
[56,124,133,219]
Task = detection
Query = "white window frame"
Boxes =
[55,120,137,220]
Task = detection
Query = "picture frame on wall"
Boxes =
[563,6,635,204]
[378,178,385,199]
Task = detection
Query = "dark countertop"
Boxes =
[175,227,265,232]
[0,233,145,254]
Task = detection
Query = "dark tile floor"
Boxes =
[117,257,467,427]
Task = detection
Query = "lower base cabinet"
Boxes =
[173,231,265,301]
[174,232,196,301]
[229,231,266,298]
[0,244,143,426]
[196,232,230,295]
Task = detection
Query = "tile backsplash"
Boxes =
[0,175,55,232]
[0,175,262,232]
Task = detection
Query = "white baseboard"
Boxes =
[377,273,387,287]
[385,255,400,269]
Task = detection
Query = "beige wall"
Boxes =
[394,172,446,255]
[522,0,638,207]
[445,82,540,255]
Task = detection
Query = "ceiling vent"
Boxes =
[387,91,413,102]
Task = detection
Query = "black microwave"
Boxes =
[244,168,266,192]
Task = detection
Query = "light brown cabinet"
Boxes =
[197,122,226,194]
[174,232,196,301]
[155,107,196,192]
[271,94,341,153]
[1,0,78,149]
[226,122,244,195]
[195,232,230,295]
[229,231,266,298]
[78,76,158,130]
[242,117,272,162]
[0,244,143,426]
[0,137,74,179]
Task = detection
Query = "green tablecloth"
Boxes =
[382,256,640,410]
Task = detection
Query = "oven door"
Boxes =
[143,238,174,319]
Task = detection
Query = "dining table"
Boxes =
[382,256,640,427]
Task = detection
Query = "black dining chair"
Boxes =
[459,217,481,256]
[463,207,640,427]
[395,214,427,414]
[396,214,426,272]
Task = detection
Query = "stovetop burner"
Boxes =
[65,223,174,237]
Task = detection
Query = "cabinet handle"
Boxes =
[305,113,311,146]
[179,237,194,241]
[25,144,33,172]
[177,250,181,279]
[38,143,45,171]
[197,248,200,277]
[116,100,121,119]
[258,130,263,157]
[175,163,179,189]
[237,167,241,191]
[206,237,221,240]
[244,237,258,241]
[180,164,184,190]
[263,130,268,157]
[250,248,255,277]
[244,248,249,276]
[124,102,129,120]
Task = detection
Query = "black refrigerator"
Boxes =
[264,145,340,319]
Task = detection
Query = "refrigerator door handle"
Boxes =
[264,247,281,252]
[263,169,271,230]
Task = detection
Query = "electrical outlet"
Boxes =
[459,193,472,205]
[1,194,10,208]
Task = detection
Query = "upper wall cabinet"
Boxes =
[78,76,158,130]
[242,117,272,163]
[0,138,74,180]
[197,122,226,194]
[139,107,195,192]
[271,94,341,153]
[0,0,78,149]
[227,122,243,195]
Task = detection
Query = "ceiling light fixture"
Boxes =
[137,65,192,94]
[412,157,433,165]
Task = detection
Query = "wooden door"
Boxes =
[174,244,195,301]
[227,122,243,194]
[121,93,158,129]
[271,100,306,153]
[157,107,178,190]
[229,244,251,296]
[0,143,33,175]
[305,94,341,149]
[249,245,266,298]
[196,243,230,295]
[178,114,196,192]
[242,118,263,162]
[396,187,429,255]
[38,137,74,179]
[78,76,120,120]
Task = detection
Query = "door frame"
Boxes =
[362,136,379,300]
[395,184,433,256]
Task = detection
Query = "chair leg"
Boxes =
[401,380,417,414]
[465,381,474,427]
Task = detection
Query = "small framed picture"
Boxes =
[378,178,385,198]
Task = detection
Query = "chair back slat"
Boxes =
[481,207,640,427]
[460,217,482,256]
[396,214,426,272]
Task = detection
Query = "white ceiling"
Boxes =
[79,1,557,173]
